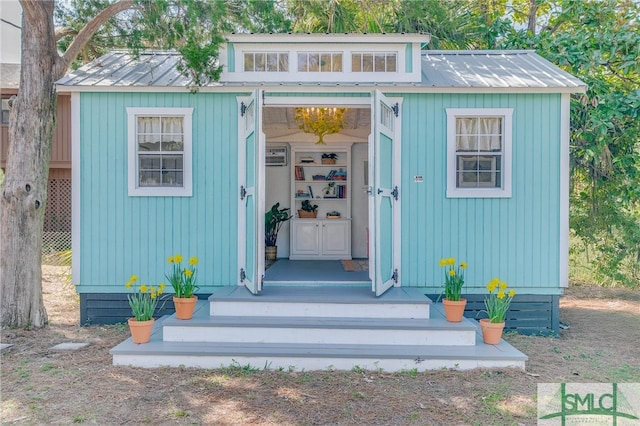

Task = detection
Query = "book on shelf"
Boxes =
[308,185,314,199]
[295,166,305,181]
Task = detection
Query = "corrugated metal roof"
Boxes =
[57,49,586,92]
[1,63,21,89]
[421,50,585,90]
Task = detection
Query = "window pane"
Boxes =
[308,53,319,71]
[320,53,332,72]
[332,53,342,71]
[375,53,385,71]
[244,53,254,71]
[298,53,307,71]
[456,135,478,151]
[162,171,183,186]
[139,171,161,187]
[362,53,373,72]
[162,155,183,170]
[352,53,362,72]
[139,155,161,170]
[255,53,265,71]
[387,54,396,72]
[162,135,183,151]
[279,53,289,72]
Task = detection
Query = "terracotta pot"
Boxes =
[173,296,198,320]
[480,318,505,345]
[442,298,467,322]
[128,318,154,344]
[265,246,277,260]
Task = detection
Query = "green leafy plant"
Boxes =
[265,202,292,247]
[300,200,318,213]
[439,257,466,301]
[166,254,199,298]
[483,278,515,323]
[124,275,166,321]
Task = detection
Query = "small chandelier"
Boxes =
[295,107,347,144]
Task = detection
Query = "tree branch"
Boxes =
[57,0,134,76]
[55,26,78,41]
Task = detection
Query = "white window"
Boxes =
[127,107,193,196]
[298,52,343,72]
[446,108,512,198]
[352,52,397,72]
[244,52,288,72]
[1,99,10,124]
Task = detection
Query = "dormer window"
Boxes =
[352,52,397,72]
[298,52,343,72]
[244,52,289,72]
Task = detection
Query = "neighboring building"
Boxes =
[1,1,72,254]
[57,34,586,370]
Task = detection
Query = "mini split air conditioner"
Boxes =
[266,145,288,166]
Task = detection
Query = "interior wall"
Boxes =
[265,143,291,257]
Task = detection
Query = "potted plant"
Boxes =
[321,152,338,164]
[265,202,292,260]
[166,254,199,320]
[124,275,166,343]
[298,200,318,218]
[480,278,516,344]
[439,257,467,322]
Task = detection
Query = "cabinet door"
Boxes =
[291,220,320,257]
[321,220,351,257]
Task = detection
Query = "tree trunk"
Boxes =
[0,2,59,328]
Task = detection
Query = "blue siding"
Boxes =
[398,93,562,293]
[79,92,245,292]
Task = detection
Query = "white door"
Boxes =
[237,91,264,294]
[370,90,401,296]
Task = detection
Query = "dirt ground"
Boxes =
[1,266,639,425]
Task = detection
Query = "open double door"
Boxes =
[238,90,401,296]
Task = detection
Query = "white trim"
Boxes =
[264,96,371,107]
[226,33,430,44]
[71,93,81,286]
[126,107,193,197]
[559,94,570,288]
[445,108,513,198]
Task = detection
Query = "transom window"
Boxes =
[298,52,343,72]
[352,52,397,72]
[244,52,288,72]
[127,108,193,196]
[446,108,513,198]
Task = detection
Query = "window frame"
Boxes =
[127,107,193,197]
[446,108,513,198]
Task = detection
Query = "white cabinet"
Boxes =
[290,219,351,260]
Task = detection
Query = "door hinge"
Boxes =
[391,186,399,201]
[240,185,246,200]
[392,268,398,283]
[240,268,246,282]
[391,103,399,117]
[240,101,247,117]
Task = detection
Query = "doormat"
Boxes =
[341,259,369,272]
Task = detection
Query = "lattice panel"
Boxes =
[44,179,71,232]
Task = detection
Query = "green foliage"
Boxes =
[439,258,467,301]
[165,255,200,298]
[124,275,166,321]
[483,278,516,323]
[265,202,292,246]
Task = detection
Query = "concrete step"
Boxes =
[209,286,431,319]
[162,313,477,346]
[110,316,528,371]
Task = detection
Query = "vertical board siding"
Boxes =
[399,92,562,293]
[79,92,242,292]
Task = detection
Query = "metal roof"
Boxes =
[1,63,21,89]
[57,49,586,93]
[421,50,585,90]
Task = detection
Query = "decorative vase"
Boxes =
[128,318,154,344]
[173,296,198,320]
[480,318,505,345]
[442,298,467,322]
[265,246,277,260]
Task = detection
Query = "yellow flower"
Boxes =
[497,290,505,299]
[460,262,467,270]
[184,269,193,278]
[125,281,132,288]
[439,258,447,267]
[168,256,174,264]
[449,269,456,277]
[150,290,157,299]
[159,283,166,291]
[140,284,148,293]
[174,254,183,264]
[499,281,508,290]
[130,275,138,282]
[487,278,499,292]
[448,258,456,266]
[189,257,199,266]
[509,289,515,297]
